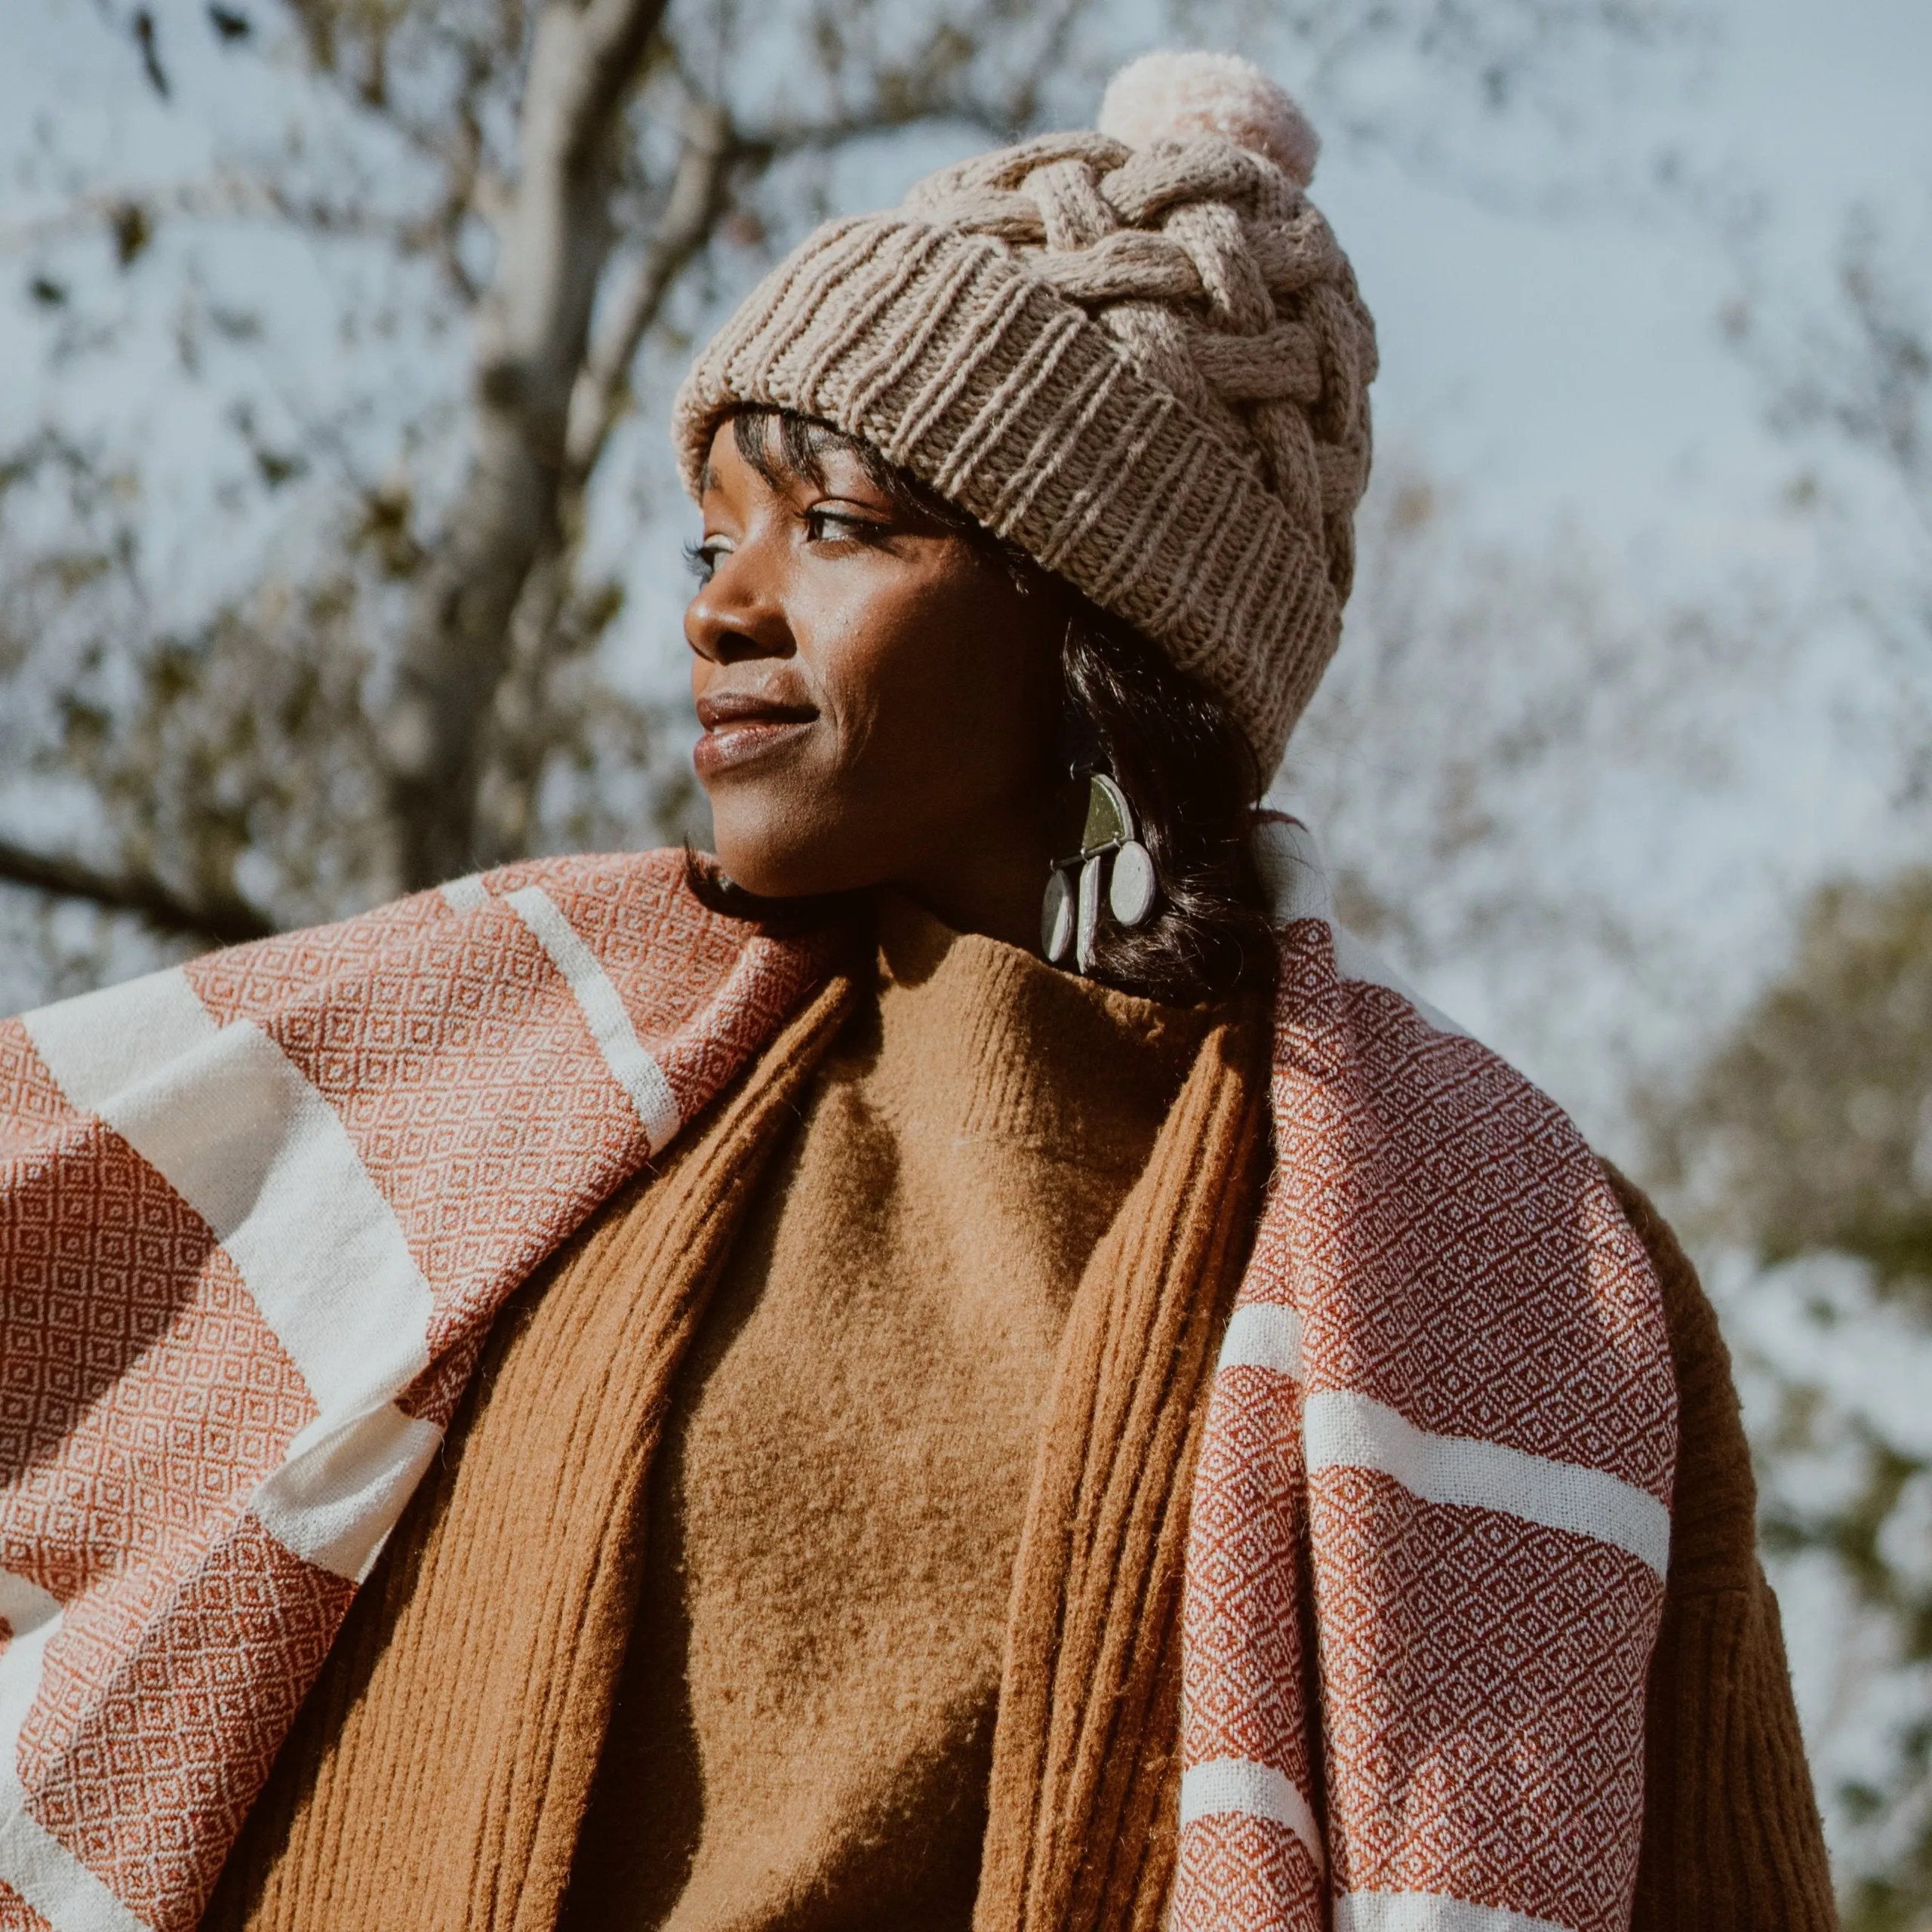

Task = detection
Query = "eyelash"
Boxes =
[683,540,718,585]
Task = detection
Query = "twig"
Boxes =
[0,175,275,253]
[0,835,276,946]
[737,95,1011,160]
[565,97,736,484]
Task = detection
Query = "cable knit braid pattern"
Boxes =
[672,53,1377,777]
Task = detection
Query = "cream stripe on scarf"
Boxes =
[1303,1390,1671,1576]
[248,1407,445,1583]
[1180,1758,1323,1868]
[1213,1304,1669,1571]
[1217,1303,1304,1377]
[0,1570,57,1649]
[0,1572,60,1769]
[503,885,682,1153]
[1254,816,1466,1035]
[0,1771,148,1932]
[1334,1890,1576,1932]
[444,872,684,1152]
[23,971,435,1420]
[1,1574,147,1932]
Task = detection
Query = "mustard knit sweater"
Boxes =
[204,909,1835,1932]
[564,899,1210,1927]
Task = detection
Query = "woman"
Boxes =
[0,51,1831,1932]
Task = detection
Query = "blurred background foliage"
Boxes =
[2,0,1930,1921]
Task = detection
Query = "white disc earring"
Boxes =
[1075,854,1103,972]
[1109,839,1156,927]
[1041,867,1075,962]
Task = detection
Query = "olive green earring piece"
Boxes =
[1041,769,1157,972]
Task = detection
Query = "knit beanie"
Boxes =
[672,51,1377,779]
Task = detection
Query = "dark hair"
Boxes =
[685,410,1278,1008]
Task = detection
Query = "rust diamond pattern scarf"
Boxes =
[0,825,1672,1932]
[1174,818,1675,1932]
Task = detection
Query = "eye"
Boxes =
[804,506,887,546]
[684,536,731,585]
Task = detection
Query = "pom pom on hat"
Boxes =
[1097,50,1319,186]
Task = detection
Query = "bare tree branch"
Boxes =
[0,174,274,253]
[0,172,466,267]
[565,98,736,486]
[0,835,275,946]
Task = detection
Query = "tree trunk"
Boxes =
[380,0,672,891]
[471,99,736,870]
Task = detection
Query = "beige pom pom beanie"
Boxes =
[672,50,1377,779]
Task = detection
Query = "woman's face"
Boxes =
[685,420,1062,935]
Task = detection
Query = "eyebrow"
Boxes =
[737,408,837,494]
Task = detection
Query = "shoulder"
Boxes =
[1599,1161,1761,1594]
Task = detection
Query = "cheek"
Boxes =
[820,579,1046,806]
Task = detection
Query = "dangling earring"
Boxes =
[1041,765,1157,973]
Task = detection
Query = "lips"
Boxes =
[692,690,817,780]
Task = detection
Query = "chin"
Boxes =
[709,813,859,903]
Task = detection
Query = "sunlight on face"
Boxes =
[685,420,1060,910]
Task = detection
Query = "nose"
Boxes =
[685,546,794,666]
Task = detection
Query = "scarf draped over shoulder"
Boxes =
[0,821,1672,1932]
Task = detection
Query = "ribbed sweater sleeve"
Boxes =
[1604,1166,1840,1932]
